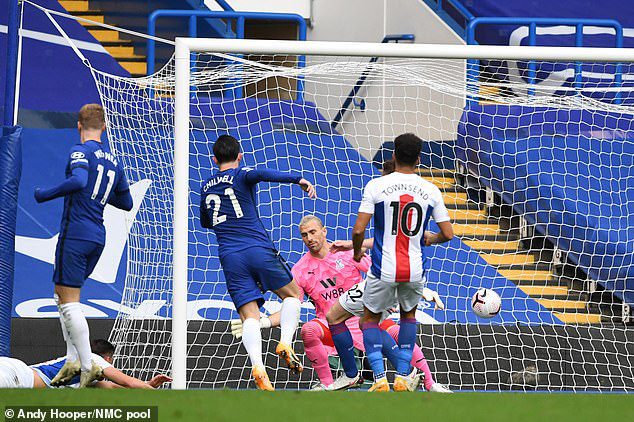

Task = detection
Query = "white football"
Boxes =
[471,288,501,318]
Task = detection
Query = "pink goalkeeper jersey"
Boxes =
[292,249,371,320]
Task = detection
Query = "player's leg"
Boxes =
[326,288,363,390]
[51,240,103,387]
[272,280,303,373]
[384,322,433,390]
[300,319,334,388]
[360,274,397,392]
[392,282,425,391]
[257,248,302,374]
[223,252,274,391]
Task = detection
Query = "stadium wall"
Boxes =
[306,0,465,160]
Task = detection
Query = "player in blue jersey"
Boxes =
[200,134,316,390]
[0,339,171,389]
[33,104,133,388]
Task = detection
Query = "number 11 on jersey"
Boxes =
[205,187,244,226]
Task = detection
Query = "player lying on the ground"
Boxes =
[0,339,171,389]
[354,133,454,392]
[33,104,133,388]
[231,215,450,392]
[200,134,316,391]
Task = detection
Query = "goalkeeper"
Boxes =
[231,214,449,392]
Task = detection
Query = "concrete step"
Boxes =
[536,298,587,309]
[442,191,468,205]
[119,61,147,75]
[480,253,535,266]
[463,240,521,252]
[453,223,499,237]
[519,285,568,296]
[59,1,91,12]
[77,15,104,25]
[448,209,487,221]
[500,269,552,282]
[552,312,602,324]
[421,176,455,189]
[88,29,120,42]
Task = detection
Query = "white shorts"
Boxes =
[362,272,425,314]
[339,281,391,321]
[0,357,34,389]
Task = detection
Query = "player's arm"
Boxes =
[330,238,374,252]
[244,168,316,198]
[102,366,155,389]
[351,180,376,262]
[107,166,133,211]
[423,187,454,246]
[34,147,89,203]
[352,213,372,262]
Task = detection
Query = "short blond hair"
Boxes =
[299,215,323,229]
[78,103,105,131]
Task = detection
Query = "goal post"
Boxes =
[122,37,634,391]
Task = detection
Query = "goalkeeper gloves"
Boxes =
[230,317,272,339]
[422,288,445,310]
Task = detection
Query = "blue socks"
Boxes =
[397,317,417,375]
[362,322,386,380]
[379,328,401,369]
[330,322,358,378]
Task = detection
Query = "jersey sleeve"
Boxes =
[243,167,302,185]
[68,144,89,171]
[351,253,371,273]
[92,354,113,370]
[431,185,450,223]
[114,164,130,194]
[199,192,212,229]
[357,179,377,214]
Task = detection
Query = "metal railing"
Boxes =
[331,34,415,130]
[465,17,624,104]
[147,10,307,99]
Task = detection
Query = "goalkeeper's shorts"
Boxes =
[221,246,293,310]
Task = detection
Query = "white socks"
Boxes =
[279,297,301,345]
[242,318,264,368]
[59,302,92,372]
[55,295,78,362]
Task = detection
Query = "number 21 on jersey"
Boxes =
[205,188,244,226]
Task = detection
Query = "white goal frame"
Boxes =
[172,38,634,389]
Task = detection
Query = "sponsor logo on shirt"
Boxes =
[70,151,85,159]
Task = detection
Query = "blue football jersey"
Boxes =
[200,166,301,257]
[59,141,129,245]
[31,353,112,387]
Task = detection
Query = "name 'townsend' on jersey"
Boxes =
[358,172,450,283]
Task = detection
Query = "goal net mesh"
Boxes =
[91,50,634,391]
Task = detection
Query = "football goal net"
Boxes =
[88,38,634,391]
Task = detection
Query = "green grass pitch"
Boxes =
[1,390,632,422]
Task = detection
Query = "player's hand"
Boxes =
[330,240,353,252]
[424,231,436,246]
[299,179,316,198]
[230,319,244,339]
[34,188,44,203]
[422,288,445,310]
[147,374,172,388]
[353,250,364,262]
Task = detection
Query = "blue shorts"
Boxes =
[52,238,104,288]
[221,247,293,310]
